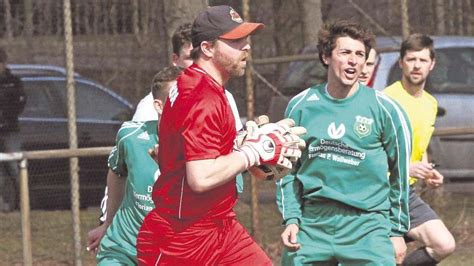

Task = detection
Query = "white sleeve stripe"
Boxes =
[376,92,411,151]
[277,178,286,220]
[376,92,411,231]
[287,88,310,118]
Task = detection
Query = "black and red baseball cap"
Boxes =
[191,5,265,48]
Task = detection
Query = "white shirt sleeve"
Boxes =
[225,90,243,131]
[132,92,159,122]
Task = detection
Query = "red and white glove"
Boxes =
[252,115,306,162]
[238,128,288,169]
[237,116,306,170]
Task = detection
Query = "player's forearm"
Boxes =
[104,169,126,226]
[276,175,303,225]
[186,151,247,193]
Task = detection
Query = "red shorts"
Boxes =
[137,209,271,265]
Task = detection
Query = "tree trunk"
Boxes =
[455,0,464,35]
[435,0,446,35]
[465,0,472,35]
[3,0,13,40]
[142,0,150,35]
[24,0,33,37]
[447,0,454,35]
[400,0,410,39]
[298,0,322,47]
[271,0,284,77]
[110,0,117,35]
[132,0,140,35]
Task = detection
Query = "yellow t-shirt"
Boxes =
[384,81,438,185]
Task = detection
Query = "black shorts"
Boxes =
[404,187,439,242]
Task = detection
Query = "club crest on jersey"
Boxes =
[354,115,373,138]
[327,122,345,139]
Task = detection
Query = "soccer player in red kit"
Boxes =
[137,5,305,265]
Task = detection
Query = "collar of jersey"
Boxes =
[189,64,222,89]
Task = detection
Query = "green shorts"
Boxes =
[282,200,395,266]
[96,236,137,266]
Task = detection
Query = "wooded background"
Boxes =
[1,0,473,116]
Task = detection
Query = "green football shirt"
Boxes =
[276,83,412,236]
[97,120,159,264]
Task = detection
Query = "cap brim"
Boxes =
[219,22,265,40]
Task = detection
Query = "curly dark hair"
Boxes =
[317,20,375,67]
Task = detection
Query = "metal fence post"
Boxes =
[19,158,32,266]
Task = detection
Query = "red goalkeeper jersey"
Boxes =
[154,64,238,221]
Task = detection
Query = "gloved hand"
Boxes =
[237,115,307,171]
[255,115,307,157]
[238,126,290,168]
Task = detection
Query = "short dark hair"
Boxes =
[317,20,375,67]
[190,39,217,60]
[400,33,435,60]
[0,47,7,63]
[172,23,192,55]
[151,66,182,103]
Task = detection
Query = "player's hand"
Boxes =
[390,236,407,264]
[281,224,301,251]
[239,122,300,169]
[86,223,107,255]
[256,115,307,151]
[425,168,444,188]
[148,144,159,164]
[240,116,306,164]
[409,162,433,180]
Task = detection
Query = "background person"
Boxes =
[86,66,181,265]
[0,47,26,211]
[384,33,455,265]
[358,47,378,86]
[277,20,412,265]
[0,48,26,133]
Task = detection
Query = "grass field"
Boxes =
[0,182,473,265]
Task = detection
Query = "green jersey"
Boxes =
[97,121,159,264]
[276,83,412,236]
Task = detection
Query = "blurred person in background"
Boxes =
[0,47,26,211]
[384,33,455,265]
[0,47,26,134]
[87,66,181,265]
[358,48,378,86]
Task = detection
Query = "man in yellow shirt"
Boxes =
[384,34,455,265]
